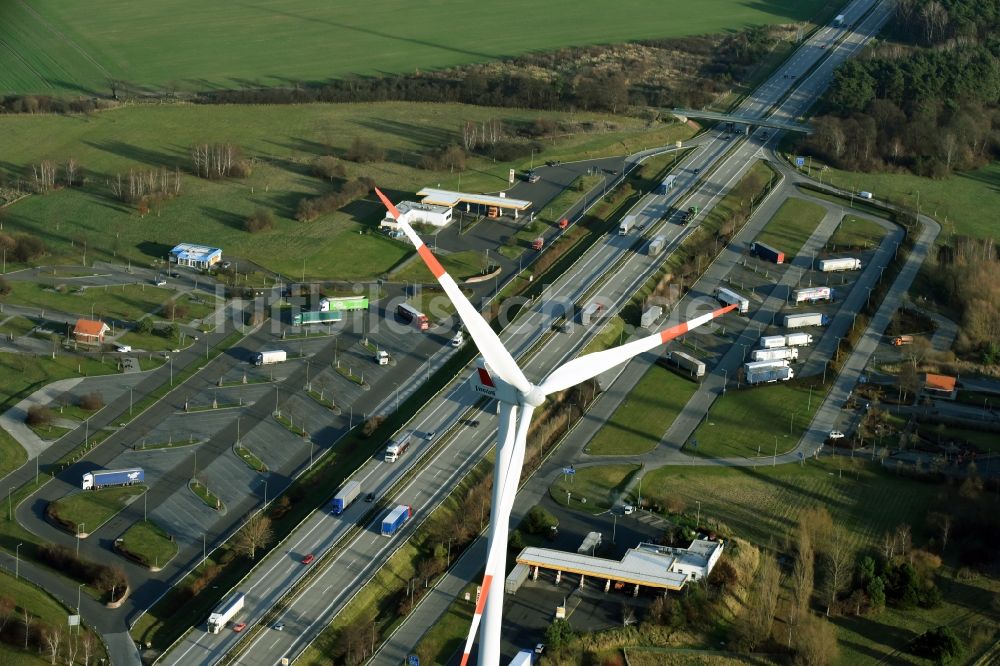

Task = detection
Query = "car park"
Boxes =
[301,553,315,565]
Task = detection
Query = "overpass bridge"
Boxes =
[673,108,813,134]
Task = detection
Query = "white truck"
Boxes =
[647,235,667,256]
[834,13,846,26]
[784,312,828,328]
[208,592,245,634]
[714,286,749,314]
[254,350,287,366]
[785,332,814,346]
[745,360,794,384]
[751,346,799,362]
[818,257,861,272]
[580,302,604,326]
[759,335,787,349]
[375,350,390,365]
[618,215,636,235]
[793,286,833,304]
[384,433,412,462]
[667,350,705,378]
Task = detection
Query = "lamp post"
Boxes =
[773,436,778,467]
[696,500,701,530]
[15,542,22,580]
[77,583,84,612]
[76,523,85,555]
[123,384,134,416]
[393,383,400,413]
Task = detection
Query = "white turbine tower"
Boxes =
[375,188,734,665]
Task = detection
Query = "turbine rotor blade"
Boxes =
[539,304,736,395]
[375,187,532,394]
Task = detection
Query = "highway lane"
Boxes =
[169,3,894,662]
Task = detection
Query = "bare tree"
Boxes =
[65,631,79,666]
[822,529,852,616]
[234,513,273,560]
[98,566,128,602]
[43,624,62,664]
[794,614,838,665]
[23,608,32,649]
[789,526,815,640]
[740,550,782,650]
[622,604,637,627]
[0,595,14,631]
[81,632,94,666]
[64,158,80,187]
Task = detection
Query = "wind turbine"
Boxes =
[375,188,734,665]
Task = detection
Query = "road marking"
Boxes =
[270,638,281,649]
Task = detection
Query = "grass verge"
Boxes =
[46,486,146,535]
[549,464,641,514]
[827,214,887,253]
[753,196,827,260]
[235,445,268,473]
[189,479,224,511]
[117,520,179,570]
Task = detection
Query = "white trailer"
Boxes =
[640,305,663,329]
[618,216,635,235]
[668,350,706,378]
[818,257,861,272]
[254,350,287,366]
[793,286,833,304]
[745,360,794,384]
[714,286,749,314]
[647,235,667,256]
[208,592,245,634]
[505,563,531,595]
[751,346,799,362]
[834,13,845,26]
[784,332,814,346]
[580,302,604,326]
[759,335,787,349]
[784,312,828,328]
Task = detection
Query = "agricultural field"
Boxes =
[587,363,697,455]
[753,197,827,260]
[2,0,829,95]
[2,103,691,281]
[689,380,827,459]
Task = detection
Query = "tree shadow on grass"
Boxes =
[82,140,184,170]
[199,206,245,231]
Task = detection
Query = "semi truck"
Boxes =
[207,592,245,634]
[81,467,144,490]
[750,241,785,264]
[647,235,667,256]
[785,332,814,346]
[681,205,699,224]
[784,312,829,328]
[319,296,370,312]
[331,480,362,515]
[293,310,343,326]
[397,303,429,331]
[618,216,635,235]
[657,176,676,194]
[254,350,287,366]
[751,346,799,362]
[793,286,833,304]
[714,286,749,314]
[745,360,794,384]
[384,433,412,462]
[580,302,604,326]
[818,257,861,272]
[381,504,412,536]
[375,350,390,365]
[666,350,706,378]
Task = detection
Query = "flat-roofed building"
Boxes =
[169,243,222,269]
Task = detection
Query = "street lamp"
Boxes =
[76,523,85,555]
[123,383,134,416]
[393,383,400,412]
[15,542,22,580]
[77,583,85,612]
[696,500,701,530]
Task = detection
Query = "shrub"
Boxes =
[12,234,46,262]
[523,506,557,534]
[135,317,154,335]
[361,415,385,438]
[244,208,274,233]
[312,156,346,181]
[0,277,10,296]
[25,405,54,426]
[78,392,103,411]
[911,626,961,664]
[345,137,385,163]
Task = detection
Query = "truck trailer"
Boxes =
[785,332,814,346]
[759,335,787,349]
[714,286,749,314]
[293,310,343,326]
[207,592,245,634]
[254,350,287,366]
[647,235,667,256]
[384,434,412,462]
[658,176,676,195]
[331,480,362,515]
[793,286,833,304]
[618,216,635,235]
[667,350,706,378]
[319,296,370,312]
[505,563,531,595]
[784,312,828,328]
[81,467,144,490]
[381,504,412,536]
[508,650,535,666]
[751,346,799,362]
[640,305,663,329]
[580,302,604,326]
[745,360,794,384]
[750,241,785,264]
[818,257,861,272]
[397,303,429,331]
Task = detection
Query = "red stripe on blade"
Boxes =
[474,575,493,615]
[418,244,446,279]
[374,187,402,219]
[460,654,471,666]
[659,321,690,344]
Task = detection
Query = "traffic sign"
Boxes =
[408,656,421,666]
[795,156,806,167]
[562,467,576,475]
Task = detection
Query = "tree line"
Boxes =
[799,0,1000,177]
[0,592,98,664]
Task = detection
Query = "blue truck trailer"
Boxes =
[82,467,144,490]
[381,505,412,536]
[331,480,362,515]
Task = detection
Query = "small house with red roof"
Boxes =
[73,319,110,345]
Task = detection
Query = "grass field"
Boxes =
[1,1,829,95]
[2,103,692,280]
[817,160,1000,240]
[117,520,178,569]
[549,464,640,514]
[0,316,38,338]
[753,197,827,260]
[827,214,886,253]
[690,380,826,458]
[390,249,492,285]
[1,281,173,322]
[0,570,106,666]
[588,363,697,456]
[47,485,146,534]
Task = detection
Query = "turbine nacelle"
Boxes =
[474,359,546,407]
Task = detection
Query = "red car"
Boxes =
[301,553,315,565]
[233,623,247,633]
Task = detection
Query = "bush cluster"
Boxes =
[295,177,374,222]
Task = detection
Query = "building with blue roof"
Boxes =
[169,243,222,269]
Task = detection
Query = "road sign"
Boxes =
[562,467,576,475]
[795,156,806,167]
[508,168,515,184]
[408,656,421,666]
[67,614,80,627]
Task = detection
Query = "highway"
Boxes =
[164,2,895,663]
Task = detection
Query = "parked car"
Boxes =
[220,260,232,270]
[154,278,167,287]
[233,623,247,633]
[525,171,540,183]
[115,345,132,353]
[301,553,315,565]
[623,505,635,515]
[535,643,545,654]
[828,430,845,440]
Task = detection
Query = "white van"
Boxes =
[858,191,873,200]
